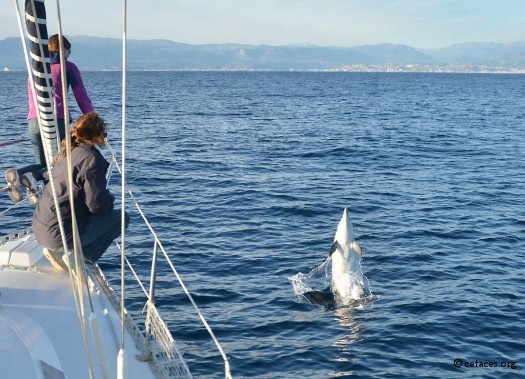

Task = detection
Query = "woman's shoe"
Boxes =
[20,172,40,204]
[43,247,69,271]
[4,168,23,203]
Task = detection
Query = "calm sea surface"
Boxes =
[1,71,524,378]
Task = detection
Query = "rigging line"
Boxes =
[14,3,99,377]
[54,1,94,314]
[18,0,67,260]
[17,0,68,268]
[20,0,71,300]
[117,3,128,376]
[16,1,95,376]
[112,241,150,298]
[158,239,232,378]
[18,0,66,259]
[0,198,28,216]
[0,136,27,147]
[120,0,128,352]
[54,2,95,378]
[104,142,232,377]
[104,143,163,244]
[53,0,92,315]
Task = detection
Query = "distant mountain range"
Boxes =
[1,36,525,72]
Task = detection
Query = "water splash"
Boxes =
[289,256,372,307]
[332,250,372,305]
[289,258,331,296]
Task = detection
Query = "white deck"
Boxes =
[0,232,161,379]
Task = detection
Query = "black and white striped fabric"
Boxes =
[25,0,58,165]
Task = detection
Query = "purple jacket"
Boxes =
[27,54,94,120]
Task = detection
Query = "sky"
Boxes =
[2,0,525,49]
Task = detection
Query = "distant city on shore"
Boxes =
[1,36,524,73]
[312,63,525,74]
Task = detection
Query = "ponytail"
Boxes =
[56,112,107,160]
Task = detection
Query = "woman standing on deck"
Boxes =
[5,34,94,204]
[28,34,95,166]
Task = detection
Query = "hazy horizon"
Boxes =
[2,1,525,50]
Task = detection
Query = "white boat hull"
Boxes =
[0,231,166,379]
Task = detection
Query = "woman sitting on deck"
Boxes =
[32,112,129,270]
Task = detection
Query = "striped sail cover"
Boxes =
[25,0,58,164]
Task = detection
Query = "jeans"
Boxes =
[18,118,66,181]
[78,209,130,263]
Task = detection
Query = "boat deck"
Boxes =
[0,232,160,379]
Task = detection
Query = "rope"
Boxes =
[117,2,128,378]
[12,1,95,377]
[12,2,231,377]
[0,136,27,147]
[19,0,71,296]
[120,0,128,353]
[0,197,28,216]
[54,2,95,378]
[17,0,68,277]
[105,143,232,378]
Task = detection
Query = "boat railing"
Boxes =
[0,137,232,378]
[105,143,232,379]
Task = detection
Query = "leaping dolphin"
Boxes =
[328,208,367,303]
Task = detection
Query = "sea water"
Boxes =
[1,71,524,378]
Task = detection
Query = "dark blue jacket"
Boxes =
[32,144,113,249]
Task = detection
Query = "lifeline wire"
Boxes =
[54,1,96,378]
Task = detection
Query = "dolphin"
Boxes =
[328,208,367,303]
